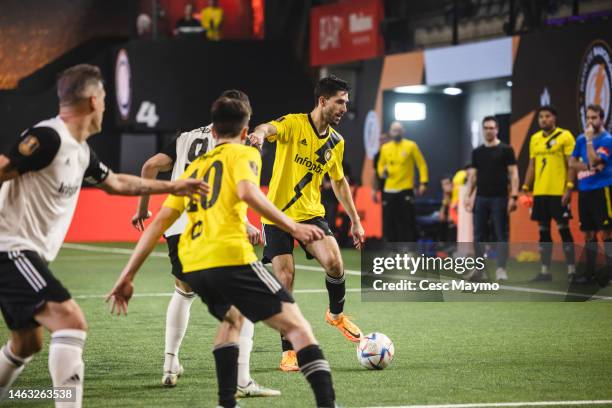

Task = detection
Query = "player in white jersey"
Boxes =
[0,64,208,407]
[131,90,279,397]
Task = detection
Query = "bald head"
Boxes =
[389,121,404,141]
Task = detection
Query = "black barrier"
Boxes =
[361,242,612,302]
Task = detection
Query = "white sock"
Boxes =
[164,287,195,373]
[49,329,86,408]
[541,265,550,275]
[237,319,254,387]
[0,341,32,400]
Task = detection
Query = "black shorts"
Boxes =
[0,251,71,331]
[531,195,572,223]
[181,262,294,323]
[578,186,612,231]
[261,217,334,264]
[166,234,186,281]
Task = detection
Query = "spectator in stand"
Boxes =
[201,0,224,41]
[175,3,204,36]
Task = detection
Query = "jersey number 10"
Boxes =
[186,160,223,239]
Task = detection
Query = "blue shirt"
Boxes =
[571,131,612,191]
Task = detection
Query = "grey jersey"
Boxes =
[0,117,109,262]
[161,125,214,237]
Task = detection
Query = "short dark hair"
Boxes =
[211,97,250,137]
[587,104,605,119]
[220,89,252,115]
[57,64,103,106]
[314,75,350,104]
[537,105,558,117]
[482,116,498,127]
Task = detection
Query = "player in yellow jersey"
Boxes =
[522,105,576,281]
[107,97,339,408]
[376,121,429,242]
[248,76,365,372]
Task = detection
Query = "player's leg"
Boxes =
[304,227,362,343]
[489,196,509,281]
[467,196,489,281]
[212,306,244,408]
[0,327,42,399]
[532,216,553,281]
[270,255,298,370]
[163,278,195,386]
[601,228,612,287]
[262,223,299,369]
[575,189,601,283]
[35,299,87,408]
[557,220,576,278]
[263,302,336,408]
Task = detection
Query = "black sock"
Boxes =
[559,227,575,266]
[585,239,599,278]
[297,345,335,408]
[213,343,239,408]
[281,335,293,352]
[604,238,612,278]
[539,226,552,269]
[325,273,346,315]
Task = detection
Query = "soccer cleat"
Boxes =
[161,365,184,388]
[279,350,300,372]
[236,379,281,398]
[530,273,552,282]
[495,267,508,282]
[325,310,362,343]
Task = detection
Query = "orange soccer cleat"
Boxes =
[325,310,362,343]
[279,350,300,372]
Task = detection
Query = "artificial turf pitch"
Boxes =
[2,243,611,407]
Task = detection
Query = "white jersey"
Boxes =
[162,125,214,237]
[0,117,109,262]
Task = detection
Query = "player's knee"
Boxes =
[322,256,343,277]
[558,225,574,242]
[538,225,552,242]
[55,302,88,331]
[12,336,43,357]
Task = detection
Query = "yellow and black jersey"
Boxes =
[163,143,260,272]
[262,113,345,224]
[529,127,575,196]
[377,139,428,191]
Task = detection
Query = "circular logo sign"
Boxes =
[578,40,612,131]
[363,110,380,159]
[115,49,132,120]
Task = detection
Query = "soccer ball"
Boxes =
[356,332,394,370]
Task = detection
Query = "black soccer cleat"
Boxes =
[530,273,552,282]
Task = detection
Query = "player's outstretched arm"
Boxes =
[247,123,278,149]
[330,177,365,249]
[106,207,181,315]
[98,171,208,197]
[237,180,325,244]
[132,153,175,231]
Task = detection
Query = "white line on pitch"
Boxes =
[60,243,362,275]
[361,399,612,408]
[72,288,361,300]
[60,243,612,301]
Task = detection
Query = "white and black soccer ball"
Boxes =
[356,332,394,370]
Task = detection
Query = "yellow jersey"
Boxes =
[451,169,467,205]
[201,6,223,40]
[377,139,428,191]
[262,113,345,224]
[529,127,575,196]
[163,143,260,272]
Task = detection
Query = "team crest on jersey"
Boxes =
[578,40,611,130]
[324,148,332,162]
[249,160,259,176]
[18,135,40,156]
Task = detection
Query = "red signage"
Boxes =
[310,0,384,66]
